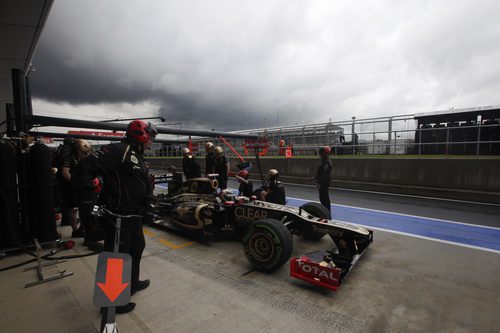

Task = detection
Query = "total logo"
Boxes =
[297,260,340,283]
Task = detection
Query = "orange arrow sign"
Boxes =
[97,258,129,302]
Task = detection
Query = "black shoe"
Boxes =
[71,228,85,238]
[100,302,136,314]
[131,279,150,296]
[116,302,136,314]
[86,241,104,252]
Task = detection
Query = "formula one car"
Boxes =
[153,176,373,290]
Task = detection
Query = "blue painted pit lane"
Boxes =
[286,197,500,253]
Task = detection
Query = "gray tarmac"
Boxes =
[0,181,499,332]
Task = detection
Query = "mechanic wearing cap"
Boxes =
[204,141,215,176]
[259,169,286,204]
[182,147,201,180]
[213,146,229,190]
[315,146,332,214]
[73,120,157,314]
[236,170,253,197]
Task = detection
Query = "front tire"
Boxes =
[300,202,330,240]
[242,218,293,272]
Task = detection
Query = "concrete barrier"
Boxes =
[147,157,500,203]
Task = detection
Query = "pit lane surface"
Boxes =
[146,180,500,332]
[3,181,497,332]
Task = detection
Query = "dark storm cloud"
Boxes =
[31,45,154,105]
[31,0,500,131]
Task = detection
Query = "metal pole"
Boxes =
[445,127,449,156]
[418,128,422,155]
[100,216,121,332]
[476,124,481,155]
[27,131,183,144]
[29,115,258,139]
[12,69,28,134]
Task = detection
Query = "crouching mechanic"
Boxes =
[259,169,286,204]
[236,170,253,197]
[73,120,157,314]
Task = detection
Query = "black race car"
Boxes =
[153,177,373,290]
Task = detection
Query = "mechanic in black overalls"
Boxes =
[53,137,76,227]
[204,141,215,176]
[259,169,286,204]
[54,138,92,237]
[73,120,157,314]
[182,147,201,180]
[213,146,229,190]
[315,146,332,215]
[167,165,183,195]
[236,169,253,197]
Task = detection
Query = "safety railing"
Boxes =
[147,121,500,157]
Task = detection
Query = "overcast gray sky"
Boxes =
[30,0,500,131]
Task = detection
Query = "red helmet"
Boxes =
[319,146,331,157]
[237,170,249,179]
[126,120,158,143]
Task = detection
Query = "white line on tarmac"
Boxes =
[279,180,500,207]
[342,221,500,255]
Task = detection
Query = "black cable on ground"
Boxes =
[0,258,37,272]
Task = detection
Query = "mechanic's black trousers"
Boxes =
[217,177,228,190]
[318,184,331,215]
[104,216,145,287]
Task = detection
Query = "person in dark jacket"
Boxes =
[259,169,286,204]
[54,138,92,237]
[204,141,215,176]
[236,169,253,197]
[315,146,332,215]
[213,146,229,190]
[182,147,201,180]
[53,137,76,227]
[167,165,183,195]
[73,120,157,314]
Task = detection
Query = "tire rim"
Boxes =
[248,232,275,262]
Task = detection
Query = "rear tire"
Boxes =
[242,218,293,272]
[300,202,330,240]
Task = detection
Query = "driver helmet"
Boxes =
[181,147,191,156]
[267,169,279,181]
[237,170,249,179]
[126,120,158,144]
[214,146,223,157]
[319,146,331,158]
[205,141,214,152]
[74,139,92,158]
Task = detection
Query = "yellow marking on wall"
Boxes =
[143,229,156,237]
[159,238,194,250]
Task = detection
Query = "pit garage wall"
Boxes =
[147,157,500,203]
